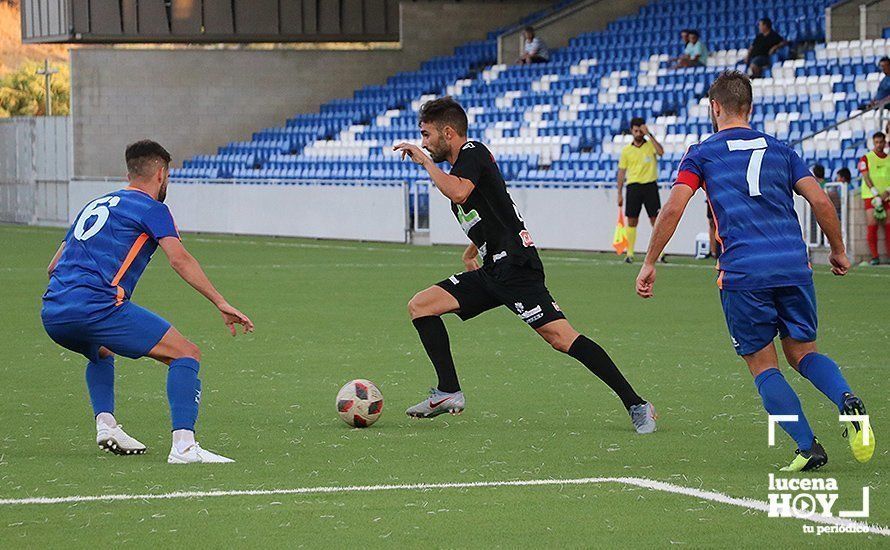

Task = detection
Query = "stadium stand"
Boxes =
[172,0,886,191]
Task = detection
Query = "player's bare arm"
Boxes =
[636,185,694,298]
[158,237,254,335]
[616,168,626,207]
[393,142,475,203]
[46,242,65,278]
[794,176,850,276]
[462,243,480,271]
[642,125,665,156]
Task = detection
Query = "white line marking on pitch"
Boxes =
[0,476,887,535]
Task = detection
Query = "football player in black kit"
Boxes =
[393,97,656,433]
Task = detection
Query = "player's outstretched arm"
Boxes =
[393,143,475,204]
[46,242,65,278]
[794,177,850,276]
[158,237,255,335]
[636,185,694,298]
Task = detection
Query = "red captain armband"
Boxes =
[858,157,868,173]
[673,170,701,191]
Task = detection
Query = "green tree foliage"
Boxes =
[0,60,69,117]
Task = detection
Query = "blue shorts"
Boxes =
[42,302,171,362]
[720,285,817,356]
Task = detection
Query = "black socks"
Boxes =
[567,335,644,410]
[412,316,461,393]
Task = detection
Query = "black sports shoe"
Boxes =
[780,438,828,472]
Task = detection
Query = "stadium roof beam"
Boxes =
[20,0,402,44]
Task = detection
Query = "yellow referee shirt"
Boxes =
[618,140,659,184]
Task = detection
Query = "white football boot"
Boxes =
[97,423,147,455]
[167,443,235,464]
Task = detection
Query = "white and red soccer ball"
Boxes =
[336,379,384,427]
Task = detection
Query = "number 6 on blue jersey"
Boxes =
[727,138,768,197]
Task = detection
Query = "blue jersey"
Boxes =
[674,127,812,290]
[42,188,179,323]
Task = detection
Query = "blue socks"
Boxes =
[85,355,115,416]
[754,368,814,452]
[167,358,202,431]
[798,352,852,411]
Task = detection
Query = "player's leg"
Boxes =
[535,318,655,433]
[743,342,825,471]
[405,272,497,418]
[88,346,116,427]
[143,326,227,463]
[865,203,879,263]
[408,285,461,393]
[722,288,823,470]
[625,186,642,262]
[41,317,146,455]
[776,286,875,463]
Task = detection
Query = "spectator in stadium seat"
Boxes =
[869,57,890,107]
[859,131,890,264]
[835,167,853,191]
[518,26,550,65]
[745,18,787,78]
[675,30,708,68]
[669,29,691,67]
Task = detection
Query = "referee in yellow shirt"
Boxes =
[617,117,665,263]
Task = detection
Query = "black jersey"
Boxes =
[448,141,542,269]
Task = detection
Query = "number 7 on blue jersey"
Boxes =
[727,138,768,197]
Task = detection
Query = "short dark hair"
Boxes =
[874,131,886,140]
[759,17,772,28]
[125,140,171,178]
[708,70,753,117]
[689,29,700,37]
[812,164,825,178]
[418,96,468,137]
[630,117,645,128]
[524,26,535,34]
[836,167,851,181]
[881,56,890,64]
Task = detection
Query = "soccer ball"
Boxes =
[336,379,384,427]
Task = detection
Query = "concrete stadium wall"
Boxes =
[69,180,408,242]
[70,0,549,179]
[497,0,650,64]
[0,117,70,226]
[827,0,890,42]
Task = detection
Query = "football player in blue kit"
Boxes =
[42,140,254,464]
[636,72,875,471]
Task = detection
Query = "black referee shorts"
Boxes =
[625,182,661,219]
[436,262,565,329]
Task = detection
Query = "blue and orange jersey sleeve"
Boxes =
[788,148,812,187]
[141,203,180,242]
[673,144,703,191]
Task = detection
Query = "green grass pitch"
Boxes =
[0,224,886,546]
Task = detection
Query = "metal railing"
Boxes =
[789,98,890,149]
[804,182,850,249]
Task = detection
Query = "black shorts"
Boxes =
[625,182,661,219]
[436,263,566,329]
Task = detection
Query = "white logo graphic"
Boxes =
[767,474,869,520]
[514,302,525,313]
